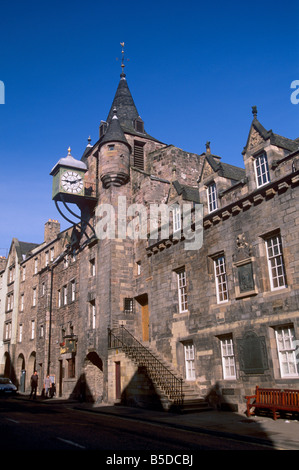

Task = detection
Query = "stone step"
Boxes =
[119,332,208,412]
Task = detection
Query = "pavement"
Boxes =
[15,394,299,451]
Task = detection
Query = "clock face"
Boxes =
[61,170,84,194]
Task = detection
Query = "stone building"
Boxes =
[0,68,298,412]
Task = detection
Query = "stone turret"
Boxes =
[99,108,131,188]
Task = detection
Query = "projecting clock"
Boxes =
[50,147,88,203]
[61,170,84,194]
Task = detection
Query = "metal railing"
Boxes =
[108,325,183,405]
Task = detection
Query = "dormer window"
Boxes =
[207,183,218,213]
[134,117,144,134]
[254,152,270,187]
[99,121,108,138]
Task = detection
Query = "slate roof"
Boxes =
[106,74,163,142]
[14,240,40,262]
[205,154,246,181]
[243,117,298,154]
[99,109,130,149]
[172,180,200,203]
[80,73,164,162]
[106,74,140,131]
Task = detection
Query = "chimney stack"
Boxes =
[44,219,60,243]
[0,256,7,271]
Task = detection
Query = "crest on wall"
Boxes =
[233,233,252,262]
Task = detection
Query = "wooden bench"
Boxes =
[245,386,299,420]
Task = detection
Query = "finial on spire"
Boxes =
[252,106,258,119]
[68,147,71,155]
[117,42,129,78]
[112,107,118,119]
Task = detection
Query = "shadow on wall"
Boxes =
[2,352,17,385]
[71,352,104,403]
[120,366,165,411]
[205,382,238,412]
[71,373,95,403]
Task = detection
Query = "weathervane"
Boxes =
[117,42,129,76]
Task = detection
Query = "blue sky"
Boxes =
[0,0,298,255]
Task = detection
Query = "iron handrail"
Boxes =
[108,325,183,405]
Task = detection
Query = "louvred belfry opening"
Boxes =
[133,141,145,170]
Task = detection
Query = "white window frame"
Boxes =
[173,205,181,233]
[32,288,36,307]
[220,336,236,380]
[136,261,141,276]
[7,293,13,311]
[19,324,23,342]
[63,285,68,306]
[207,183,218,213]
[71,279,76,302]
[9,266,14,283]
[31,320,35,340]
[184,343,196,381]
[5,321,11,340]
[254,153,270,187]
[91,301,96,329]
[90,258,96,277]
[20,294,24,312]
[177,269,188,313]
[58,289,61,308]
[214,256,229,303]
[64,255,69,268]
[265,234,287,290]
[275,326,299,378]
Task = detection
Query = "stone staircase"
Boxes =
[108,326,212,413]
[146,344,212,413]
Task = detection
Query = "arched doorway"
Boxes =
[16,354,26,392]
[84,352,103,403]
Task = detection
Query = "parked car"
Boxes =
[0,377,17,396]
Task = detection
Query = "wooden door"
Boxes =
[115,361,121,400]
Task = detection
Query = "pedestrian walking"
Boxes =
[44,375,51,398]
[29,371,38,399]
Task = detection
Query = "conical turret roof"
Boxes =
[106,73,140,133]
[99,108,130,149]
[105,73,163,143]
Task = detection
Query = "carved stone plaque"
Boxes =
[237,331,268,374]
[237,262,255,293]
